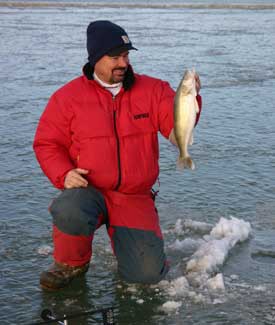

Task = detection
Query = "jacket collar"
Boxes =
[82,62,135,91]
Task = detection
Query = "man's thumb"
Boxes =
[76,168,89,174]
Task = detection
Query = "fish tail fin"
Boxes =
[177,156,195,170]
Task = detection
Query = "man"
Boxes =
[33,20,202,290]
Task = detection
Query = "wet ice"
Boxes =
[159,216,252,311]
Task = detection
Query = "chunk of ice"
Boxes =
[167,276,189,297]
[161,301,182,312]
[186,217,251,279]
[206,273,225,291]
[37,245,53,256]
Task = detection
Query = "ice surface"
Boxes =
[253,285,267,292]
[160,216,252,312]
[186,216,251,285]
[167,276,190,297]
[171,218,213,235]
[206,273,225,291]
[210,217,251,243]
[161,301,182,313]
[183,219,213,234]
[186,238,231,273]
[168,238,203,251]
[37,245,53,256]
[136,299,144,304]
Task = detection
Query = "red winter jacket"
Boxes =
[33,64,202,193]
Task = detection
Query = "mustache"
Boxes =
[113,67,127,73]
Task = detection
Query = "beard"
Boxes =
[111,67,127,83]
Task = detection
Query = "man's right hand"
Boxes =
[64,168,89,189]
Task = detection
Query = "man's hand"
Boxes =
[64,168,89,189]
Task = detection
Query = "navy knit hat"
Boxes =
[87,20,137,66]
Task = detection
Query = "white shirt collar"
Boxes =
[93,72,122,97]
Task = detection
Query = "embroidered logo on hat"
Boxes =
[121,35,130,44]
[86,21,137,66]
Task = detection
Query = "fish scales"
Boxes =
[174,70,199,170]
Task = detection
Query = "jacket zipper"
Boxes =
[113,104,122,191]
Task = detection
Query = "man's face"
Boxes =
[94,51,130,84]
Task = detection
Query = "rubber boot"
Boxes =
[40,261,89,290]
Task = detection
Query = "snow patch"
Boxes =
[159,216,251,312]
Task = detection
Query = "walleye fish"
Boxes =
[174,69,199,170]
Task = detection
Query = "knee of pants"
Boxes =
[49,187,107,236]
[119,256,169,284]
[113,227,169,284]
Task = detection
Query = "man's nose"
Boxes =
[118,56,128,67]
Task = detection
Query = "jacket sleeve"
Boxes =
[156,81,175,139]
[33,93,75,189]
